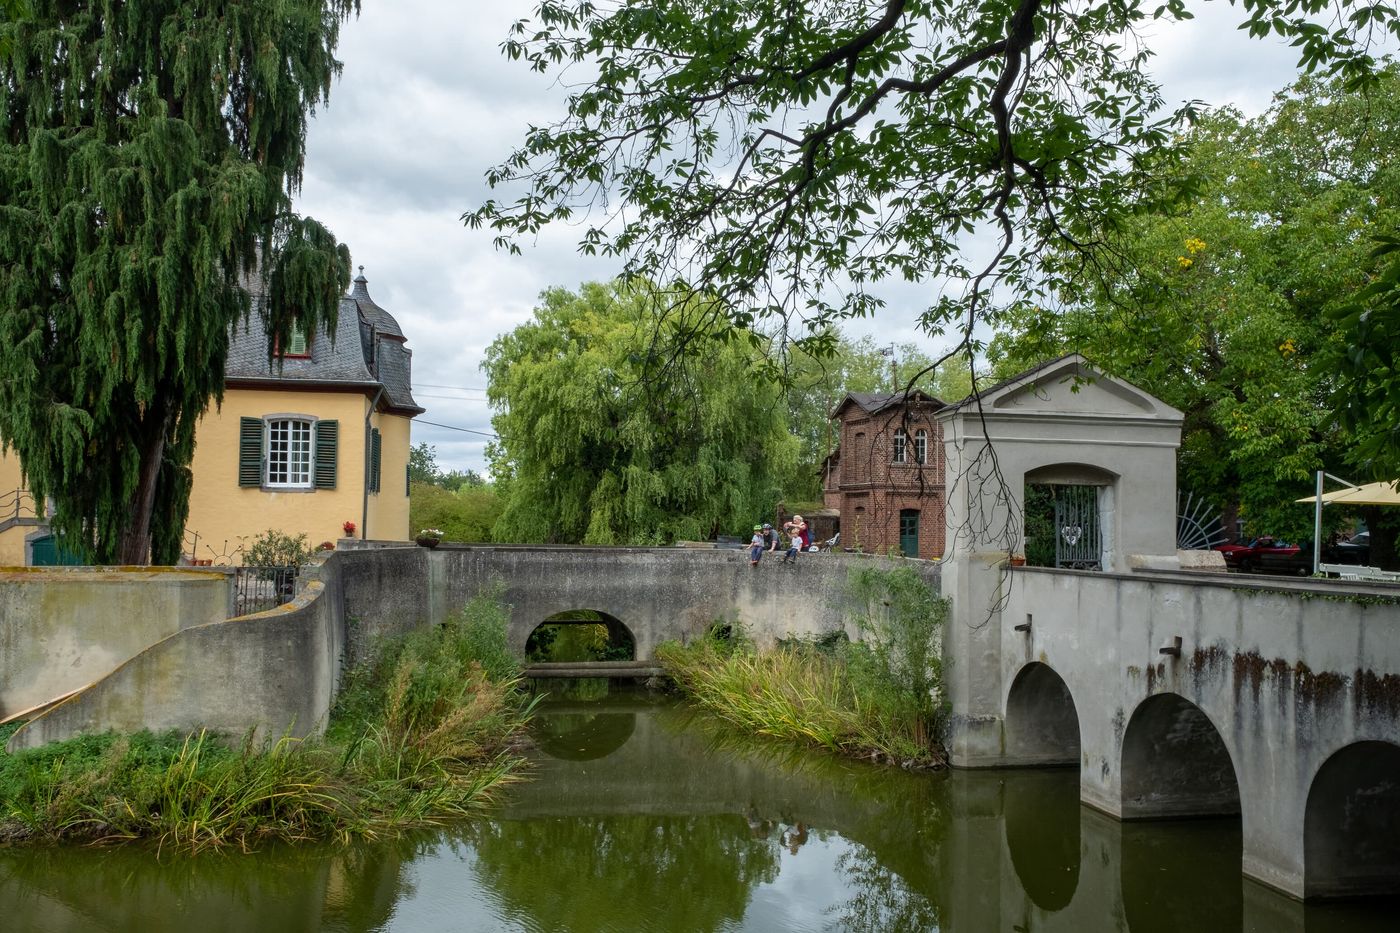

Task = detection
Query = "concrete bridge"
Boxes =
[5,353,1398,904]
[937,354,1400,902]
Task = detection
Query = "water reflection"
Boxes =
[0,688,1394,932]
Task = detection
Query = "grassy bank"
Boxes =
[658,566,948,769]
[0,593,534,850]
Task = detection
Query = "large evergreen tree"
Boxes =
[484,281,797,544]
[0,2,357,564]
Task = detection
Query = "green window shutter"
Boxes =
[239,417,264,487]
[370,428,382,493]
[285,325,308,356]
[405,463,410,497]
[314,420,339,489]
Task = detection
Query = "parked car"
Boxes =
[1213,537,1314,576]
[1331,531,1371,566]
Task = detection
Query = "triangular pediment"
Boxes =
[955,354,1182,421]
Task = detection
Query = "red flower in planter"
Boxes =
[343,520,357,536]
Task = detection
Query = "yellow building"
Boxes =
[183,268,423,562]
[0,448,48,565]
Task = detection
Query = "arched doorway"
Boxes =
[1304,741,1400,898]
[1004,662,1081,766]
[526,610,636,663]
[1023,463,1118,571]
[1121,693,1239,820]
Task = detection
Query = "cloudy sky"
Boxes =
[292,1,1306,474]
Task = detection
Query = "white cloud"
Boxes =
[295,1,1321,472]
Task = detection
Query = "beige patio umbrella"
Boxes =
[1297,475,1399,572]
[1296,480,1400,506]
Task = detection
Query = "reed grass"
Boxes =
[659,566,948,769]
[0,594,534,849]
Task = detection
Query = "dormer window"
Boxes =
[278,324,311,359]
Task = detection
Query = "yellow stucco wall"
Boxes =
[186,388,413,563]
[0,448,38,565]
[367,411,413,541]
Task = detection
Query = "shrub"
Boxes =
[244,529,314,568]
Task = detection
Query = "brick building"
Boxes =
[823,390,947,558]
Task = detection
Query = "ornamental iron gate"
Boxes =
[1053,484,1102,570]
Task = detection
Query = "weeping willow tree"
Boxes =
[484,281,798,545]
[0,1,357,564]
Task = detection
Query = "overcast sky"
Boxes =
[292,2,1306,474]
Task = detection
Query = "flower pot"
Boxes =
[416,537,440,549]
[1008,555,1026,567]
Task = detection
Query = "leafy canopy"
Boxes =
[469,0,1400,372]
[484,281,797,544]
[991,69,1400,537]
[0,1,357,563]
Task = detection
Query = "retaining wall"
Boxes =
[6,559,343,752]
[0,567,233,721]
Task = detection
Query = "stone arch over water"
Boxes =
[1004,661,1081,766]
[1120,693,1240,820]
[1304,740,1400,898]
[525,609,637,663]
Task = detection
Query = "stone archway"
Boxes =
[1004,662,1081,767]
[525,609,637,663]
[1120,693,1239,820]
[1304,740,1400,898]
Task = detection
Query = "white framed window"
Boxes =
[265,418,314,488]
[893,428,908,464]
[915,429,928,465]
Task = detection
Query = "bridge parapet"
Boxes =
[337,544,941,667]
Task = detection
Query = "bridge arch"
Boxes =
[1120,692,1240,820]
[1304,740,1400,898]
[524,609,637,663]
[1004,662,1081,767]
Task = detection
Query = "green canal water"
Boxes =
[0,687,1394,932]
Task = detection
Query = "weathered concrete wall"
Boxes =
[0,567,233,720]
[336,545,941,665]
[993,567,1400,899]
[6,559,343,752]
[6,547,933,752]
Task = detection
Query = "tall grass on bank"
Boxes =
[0,593,533,850]
[658,566,948,768]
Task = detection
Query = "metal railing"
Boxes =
[0,487,42,527]
[231,565,301,616]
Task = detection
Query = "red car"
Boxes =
[1213,537,1313,575]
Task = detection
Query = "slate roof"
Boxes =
[350,269,405,339]
[225,267,423,415]
[832,389,944,419]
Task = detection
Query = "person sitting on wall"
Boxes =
[762,522,781,554]
[748,525,765,568]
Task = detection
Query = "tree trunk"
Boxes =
[117,401,170,566]
[1360,506,1400,571]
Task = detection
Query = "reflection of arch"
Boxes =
[1121,818,1242,930]
[1121,693,1239,820]
[1304,741,1400,898]
[534,708,637,761]
[1004,770,1080,911]
[525,610,636,662]
[1004,662,1081,766]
